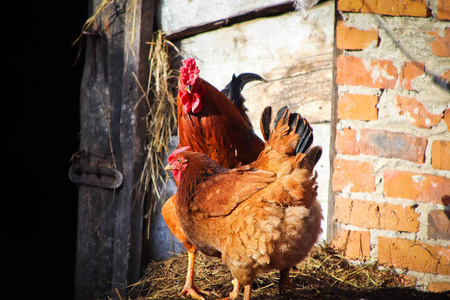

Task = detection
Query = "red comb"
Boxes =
[168,146,191,163]
[180,57,200,86]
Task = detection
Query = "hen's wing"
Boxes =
[192,167,276,217]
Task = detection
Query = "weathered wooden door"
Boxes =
[71,0,154,299]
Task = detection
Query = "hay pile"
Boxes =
[128,244,446,300]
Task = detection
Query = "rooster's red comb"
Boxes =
[168,146,191,163]
[180,57,200,86]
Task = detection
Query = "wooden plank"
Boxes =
[165,2,296,41]
[243,53,333,125]
[157,0,291,37]
[174,1,334,125]
[160,1,326,41]
[327,1,341,243]
[74,0,153,299]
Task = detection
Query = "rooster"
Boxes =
[165,106,323,300]
[176,57,265,168]
[161,57,266,299]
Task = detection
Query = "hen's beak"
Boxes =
[185,84,192,93]
[164,164,173,171]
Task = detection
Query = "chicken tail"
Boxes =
[261,106,319,153]
[305,146,322,167]
[258,106,322,206]
[221,73,266,109]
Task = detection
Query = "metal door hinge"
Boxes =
[69,150,123,189]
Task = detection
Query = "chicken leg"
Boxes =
[179,247,211,300]
[220,278,243,300]
[162,196,210,299]
[279,268,292,295]
[243,285,252,300]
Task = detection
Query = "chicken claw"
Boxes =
[179,285,210,300]
[219,278,241,300]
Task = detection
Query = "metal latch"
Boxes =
[69,150,123,189]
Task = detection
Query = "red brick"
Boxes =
[337,0,364,12]
[437,0,450,20]
[334,196,420,232]
[444,108,450,131]
[378,237,450,275]
[383,169,450,205]
[332,159,375,193]
[428,28,450,57]
[395,96,443,129]
[335,128,359,155]
[337,0,431,17]
[428,282,450,293]
[331,228,371,259]
[428,210,450,240]
[399,62,425,90]
[336,56,398,89]
[338,93,379,120]
[432,140,450,170]
[336,21,379,50]
[359,129,427,163]
[442,70,450,81]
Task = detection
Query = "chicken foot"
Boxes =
[180,250,211,300]
[220,278,247,300]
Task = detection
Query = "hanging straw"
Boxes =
[138,30,179,240]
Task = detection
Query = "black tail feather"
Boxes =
[295,118,313,154]
[221,73,266,108]
[260,106,273,142]
[261,106,315,156]
[274,106,289,128]
[236,73,266,91]
[306,146,322,167]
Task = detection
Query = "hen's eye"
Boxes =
[177,158,181,162]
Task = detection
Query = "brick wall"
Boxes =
[331,0,450,292]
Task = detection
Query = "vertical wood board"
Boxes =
[74,0,153,299]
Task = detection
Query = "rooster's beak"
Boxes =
[185,84,192,93]
[164,164,173,171]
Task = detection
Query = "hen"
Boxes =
[165,106,323,300]
[161,57,266,299]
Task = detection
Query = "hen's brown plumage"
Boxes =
[161,58,265,299]
[166,106,323,300]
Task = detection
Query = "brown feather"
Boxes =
[193,168,276,217]
[177,79,264,168]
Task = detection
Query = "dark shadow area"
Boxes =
[6,1,87,299]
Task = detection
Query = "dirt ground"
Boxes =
[128,244,448,300]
